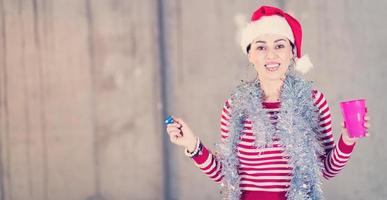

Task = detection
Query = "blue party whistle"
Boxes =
[164,115,174,125]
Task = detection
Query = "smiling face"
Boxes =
[248,34,294,82]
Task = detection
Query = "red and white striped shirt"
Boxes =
[191,90,356,200]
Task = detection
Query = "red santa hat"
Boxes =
[240,6,313,74]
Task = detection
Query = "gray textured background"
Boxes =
[0,0,386,200]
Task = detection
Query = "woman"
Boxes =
[166,6,370,200]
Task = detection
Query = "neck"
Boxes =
[259,78,284,101]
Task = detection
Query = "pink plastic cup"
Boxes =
[340,99,367,138]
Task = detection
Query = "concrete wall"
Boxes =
[0,0,386,199]
[0,0,162,199]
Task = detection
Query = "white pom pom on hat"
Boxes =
[240,6,313,74]
[294,54,313,74]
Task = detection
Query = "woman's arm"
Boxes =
[186,100,234,183]
[312,90,357,180]
[166,100,233,183]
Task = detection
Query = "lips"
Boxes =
[264,62,281,72]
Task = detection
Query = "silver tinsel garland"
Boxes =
[216,70,325,200]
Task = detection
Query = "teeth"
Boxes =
[265,63,280,68]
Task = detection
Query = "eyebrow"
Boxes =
[255,39,287,44]
[274,39,287,43]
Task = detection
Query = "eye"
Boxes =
[256,46,266,51]
[275,44,285,49]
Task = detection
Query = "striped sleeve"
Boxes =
[189,99,232,183]
[312,89,356,180]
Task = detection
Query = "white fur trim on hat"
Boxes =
[295,55,314,74]
[240,15,294,54]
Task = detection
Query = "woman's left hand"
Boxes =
[341,113,371,145]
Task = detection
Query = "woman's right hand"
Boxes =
[166,117,197,152]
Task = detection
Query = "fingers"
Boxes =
[167,122,182,129]
[364,121,371,137]
[363,114,371,135]
[169,130,182,140]
[165,116,195,146]
[167,116,184,129]
[173,117,186,128]
[167,123,182,135]
[363,113,370,128]
[167,127,182,143]
[167,125,181,133]
[341,121,346,128]
[166,117,183,143]
[342,121,370,128]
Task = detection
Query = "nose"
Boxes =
[266,47,278,59]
